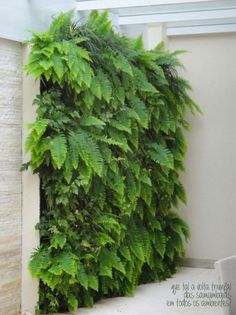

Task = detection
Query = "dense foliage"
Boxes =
[24,11,199,314]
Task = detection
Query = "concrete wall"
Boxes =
[168,33,236,261]
[0,38,22,315]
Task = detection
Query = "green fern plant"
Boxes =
[24,10,199,314]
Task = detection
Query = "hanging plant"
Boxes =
[24,10,200,314]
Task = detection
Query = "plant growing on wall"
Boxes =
[24,10,199,314]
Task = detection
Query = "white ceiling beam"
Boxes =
[168,17,236,28]
[119,8,236,25]
[167,23,236,35]
[76,0,236,36]
[76,0,216,11]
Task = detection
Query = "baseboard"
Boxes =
[181,258,216,269]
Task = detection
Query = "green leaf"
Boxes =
[77,264,88,289]
[29,248,51,277]
[108,128,131,152]
[167,212,190,241]
[40,269,60,289]
[39,59,53,71]
[99,248,125,275]
[83,90,95,108]
[107,171,124,197]
[68,134,79,169]
[91,75,102,99]
[119,245,131,261]
[98,71,112,102]
[50,233,67,250]
[98,134,130,152]
[140,170,152,187]
[126,172,137,203]
[165,240,175,261]
[48,264,63,276]
[171,232,185,255]
[88,275,99,291]
[128,95,148,129]
[129,235,145,262]
[80,115,105,128]
[25,134,35,153]
[138,80,157,93]
[56,252,77,276]
[28,119,49,141]
[49,11,74,41]
[96,215,120,233]
[111,120,131,134]
[128,222,146,262]
[133,67,157,94]
[52,53,65,80]
[76,46,91,61]
[68,294,78,311]
[95,232,115,246]
[116,86,125,104]
[71,129,104,176]
[148,144,174,169]
[112,54,133,76]
[175,183,187,204]
[153,231,166,257]
[141,183,152,206]
[50,135,67,169]
[99,265,112,278]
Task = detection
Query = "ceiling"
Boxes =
[76,0,236,35]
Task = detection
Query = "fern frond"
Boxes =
[28,118,49,141]
[128,95,148,129]
[49,11,74,40]
[99,248,125,275]
[96,215,120,233]
[147,143,174,169]
[90,75,102,99]
[50,135,67,169]
[95,232,115,246]
[97,70,112,103]
[80,115,105,128]
[112,54,133,76]
[77,263,89,289]
[29,248,51,278]
[71,129,104,176]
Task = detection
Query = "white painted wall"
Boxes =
[168,33,236,260]
[21,46,40,315]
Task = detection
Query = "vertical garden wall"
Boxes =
[24,11,199,313]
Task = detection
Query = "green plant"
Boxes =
[24,10,200,314]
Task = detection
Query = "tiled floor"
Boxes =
[60,267,227,315]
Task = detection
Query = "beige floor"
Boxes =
[60,267,227,315]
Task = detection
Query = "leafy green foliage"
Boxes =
[50,135,67,169]
[24,10,198,314]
